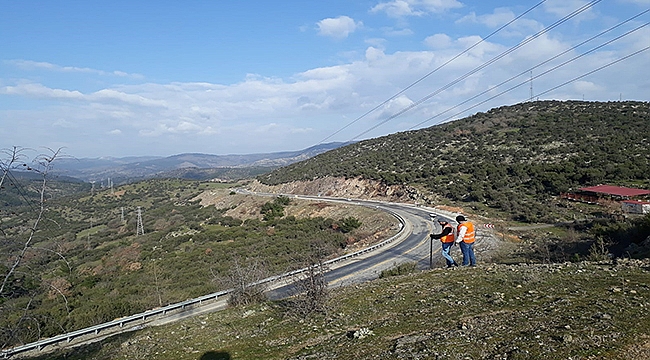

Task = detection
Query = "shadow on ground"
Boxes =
[200,351,231,360]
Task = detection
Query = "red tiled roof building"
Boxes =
[561,185,650,204]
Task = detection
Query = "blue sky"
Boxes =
[1,0,649,159]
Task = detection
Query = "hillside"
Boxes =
[0,178,396,350]
[28,259,650,360]
[258,100,650,223]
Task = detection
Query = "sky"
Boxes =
[1,0,649,159]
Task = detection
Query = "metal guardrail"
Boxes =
[1,289,231,358]
[1,200,408,359]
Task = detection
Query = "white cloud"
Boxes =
[456,8,542,36]
[382,27,414,36]
[459,8,515,28]
[372,0,422,17]
[365,46,387,62]
[573,80,604,93]
[371,0,463,18]
[6,59,143,79]
[317,16,361,39]
[108,129,122,135]
[375,95,415,119]
[0,83,168,108]
[90,89,168,107]
[424,33,452,49]
[543,0,596,21]
[1,83,84,99]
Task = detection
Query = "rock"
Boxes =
[347,327,375,339]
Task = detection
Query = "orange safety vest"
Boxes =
[457,221,475,243]
[440,223,454,243]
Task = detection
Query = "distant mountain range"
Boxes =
[50,142,348,183]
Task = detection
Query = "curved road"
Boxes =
[265,195,453,299]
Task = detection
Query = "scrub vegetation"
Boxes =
[0,174,376,350]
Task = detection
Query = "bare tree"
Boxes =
[0,148,63,295]
[285,239,332,317]
[0,146,26,192]
[0,147,65,347]
[219,257,269,307]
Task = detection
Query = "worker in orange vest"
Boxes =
[430,219,459,268]
[455,215,476,266]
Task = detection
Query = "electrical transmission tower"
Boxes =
[136,206,145,236]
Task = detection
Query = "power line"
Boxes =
[316,0,548,145]
[532,46,650,100]
[407,14,650,130]
[413,45,650,131]
[346,0,603,143]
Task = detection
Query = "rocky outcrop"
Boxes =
[247,176,436,205]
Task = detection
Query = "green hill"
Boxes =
[259,100,650,222]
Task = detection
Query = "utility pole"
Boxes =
[120,207,125,224]
[529,70,533,102]
[136,207,145,236]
